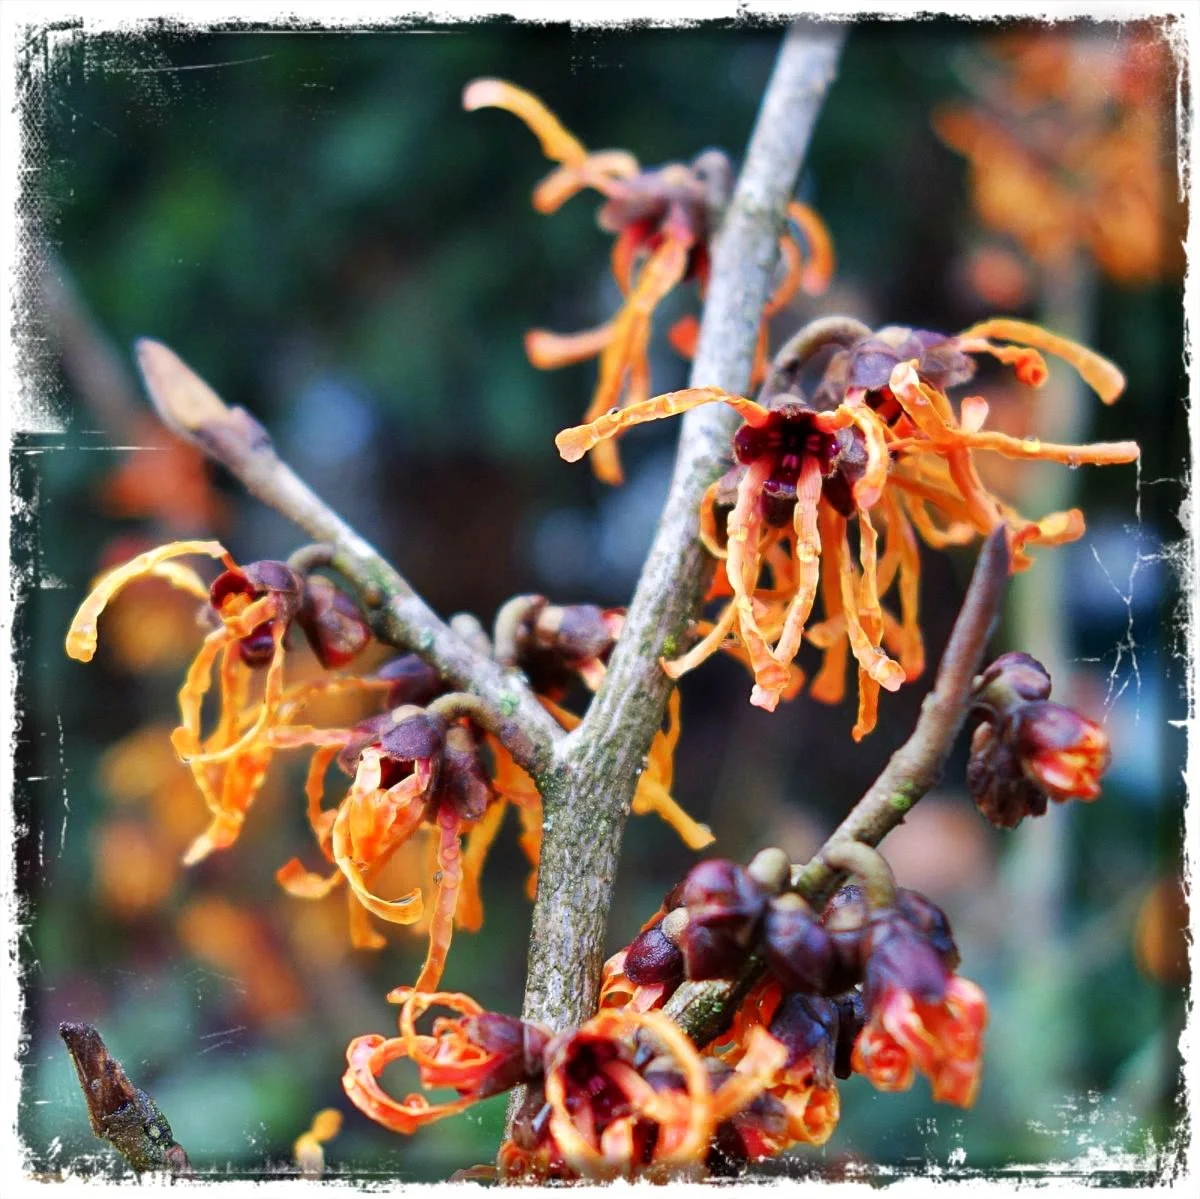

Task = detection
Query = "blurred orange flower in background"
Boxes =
[936,26,1183,286]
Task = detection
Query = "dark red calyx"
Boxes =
[895,889,959,971]
[298,575,371,669]
[862,907,950,1010]
[623,923,685,987]
[674,859,768,981]
[377,654,444,708]
[439,723,492,822]
[379,708,448,765]
[459,1013,550,1098]
[762,894,835,995]
[766,991,839,1085]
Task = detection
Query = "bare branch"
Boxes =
[133,338,561,776]
[665,527,1011,1046]
[516,21,847,1041]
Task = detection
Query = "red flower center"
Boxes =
[733,405,841,524]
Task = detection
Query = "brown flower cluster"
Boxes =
[343,848,986,1179]
[967,651,1112,826]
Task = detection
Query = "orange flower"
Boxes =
[465,78,833,484]
[276,704,498,987]
[714,979,842,1156]
[278,645,704,989]
[66,540,382,864]
[555,317,1138,735]
[967,651,1112,824]
[68,543,701,993]
[345,992,799,1179]
[851,903,987,1107]
[343,988,551,1134]
[935,27,1182,285]
[534,1008,782,1179]
[852,975,987,1107]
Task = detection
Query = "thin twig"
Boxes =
[515,22,847,1047]
[133,338,562,777]
[59,1022,192,1176]
[665,527,1011,1046]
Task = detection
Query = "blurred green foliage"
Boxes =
[14,15,1187,1182]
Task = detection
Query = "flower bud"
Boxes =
[1010,701,1110,802]
[623,922,685,987]
[968,695,1111,826]
[515,602,624,696]
[762,893,835,994]
[673,859,768,981]
[297,575,372,668]
[972,651,1052,712]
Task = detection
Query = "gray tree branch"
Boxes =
[516,21,847,1041]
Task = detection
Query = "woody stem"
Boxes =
[511,20,846,1067]
[136,347,561,777]
[664,527,1011,1047]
